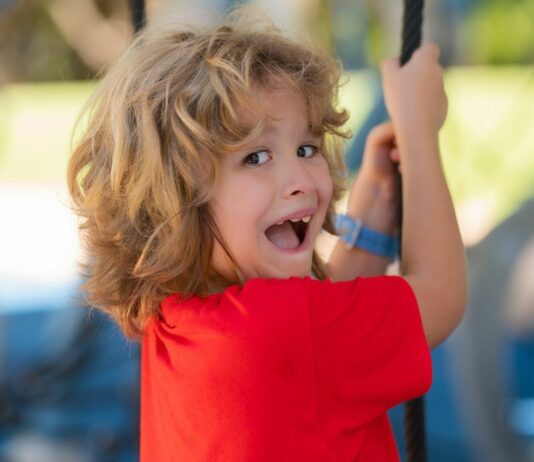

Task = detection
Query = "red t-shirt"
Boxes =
[140,276,431,461]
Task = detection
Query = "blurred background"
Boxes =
[0,0,533,461]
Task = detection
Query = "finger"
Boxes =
[390,147,401,163]
[367,121,396,146]
[380,56,400,76]
[416,42,441,61]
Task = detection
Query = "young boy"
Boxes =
[68,8,466,461]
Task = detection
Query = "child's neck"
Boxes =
[206,270,236,295]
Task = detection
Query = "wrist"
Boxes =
[396,128,440,155]
[390,108,444,139]
[334,213,400,260]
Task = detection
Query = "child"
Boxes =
[67,7,466,462]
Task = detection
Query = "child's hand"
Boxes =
[381,43,447,139]
[345,121,401,237]
[358,121,401,198]
[328,121,401,280]
[378,45,467,349]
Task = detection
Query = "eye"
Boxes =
[244,150,271,166]
[297,145,319,158]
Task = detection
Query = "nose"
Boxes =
[280,156,316,199]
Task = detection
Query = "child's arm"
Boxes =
[327,123,401,280]
[381,44,467,348]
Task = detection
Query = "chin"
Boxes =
[282,264,313,279]
[255,254,314,280]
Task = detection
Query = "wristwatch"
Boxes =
[334,213,400,260]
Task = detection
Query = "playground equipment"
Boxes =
[451,198,534,462]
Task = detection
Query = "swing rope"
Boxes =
[400,1,427,462]
[128,0,146,34]
[401,0,424,65]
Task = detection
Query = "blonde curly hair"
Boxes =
[67,7,350,339]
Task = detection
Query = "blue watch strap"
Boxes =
[334,213,399,259]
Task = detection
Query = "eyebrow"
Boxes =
[260,121,319,139]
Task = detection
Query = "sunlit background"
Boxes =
[1,1,533,461]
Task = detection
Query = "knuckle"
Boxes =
[380,57,396,73]
[367,126,380,142]
[415,43,440,61]
[426,43,441,58]
[368,122,391,142]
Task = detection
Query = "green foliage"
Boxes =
[0,90,10,163]
[0,82,94,182]
[441,66,534,225]
[463,1,534,65]
[0,2,91,82]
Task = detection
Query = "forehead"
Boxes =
[255,82,305,109]
[239,82,311,132]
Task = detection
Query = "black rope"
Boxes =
[404,397,427,462]
[129,0,146,34]
[400,1,426,462]
[401,0,424,65]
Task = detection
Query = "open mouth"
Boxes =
[264,216,311,250]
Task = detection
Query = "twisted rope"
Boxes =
[400,1,427,462]
[129,0,146,34]
[404,396,427,462]
[401,0,424,65]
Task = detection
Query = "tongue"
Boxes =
[265,221,300,249]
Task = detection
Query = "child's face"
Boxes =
[210,84,333,282]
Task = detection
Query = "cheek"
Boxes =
[316,161,334,205]
[212,176,272,237]
[324,173,334,203]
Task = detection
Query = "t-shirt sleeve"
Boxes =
[303,275,432,427]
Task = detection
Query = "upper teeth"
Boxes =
[275,215,312,225]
